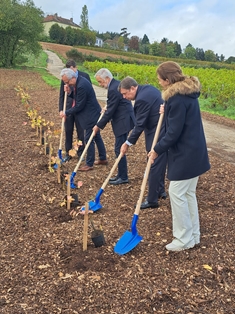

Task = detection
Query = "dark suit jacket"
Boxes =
[58,70,91,112]
[65,75,101,129]
[97,78,135,137]
[127,85,163,152]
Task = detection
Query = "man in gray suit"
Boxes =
[93,68,135,185]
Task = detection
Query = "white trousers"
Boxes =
[169,176,200,247]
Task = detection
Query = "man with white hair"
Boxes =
[58,59,91,161]
[93,68,135,185]
[60,68,107,171]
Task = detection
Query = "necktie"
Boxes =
[72,86,76,107]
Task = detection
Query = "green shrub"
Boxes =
[66,49,85,62]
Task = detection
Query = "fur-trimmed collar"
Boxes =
[162,76,201,101]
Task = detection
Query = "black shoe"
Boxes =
[158,192,167,200]
[63,155,72,162]
[140,200,159,210]
[109,178,129,185]
[109,175,119,182]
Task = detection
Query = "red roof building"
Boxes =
[43,13,81,35]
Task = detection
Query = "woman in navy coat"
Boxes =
[149,61,210,251]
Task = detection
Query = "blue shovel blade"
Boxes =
[89,200,103,212]
[80,200,103,212]
[114,231,143,255]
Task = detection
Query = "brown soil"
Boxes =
[0,69,234,314]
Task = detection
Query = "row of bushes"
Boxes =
[72,46,235,70]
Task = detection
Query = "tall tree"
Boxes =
[195,48,205,61]
[80,5,89,29]
[49,24,65,44]
[120,27,130,44]
[184,44,196,59]
[142,34,150,45]
[0,0,44,67]
[225,56,235,64]
[204,50,216,62]
[149,41,161,56]
[173,41,182,56]
[129,36,139,52]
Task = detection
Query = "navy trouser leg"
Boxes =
[74,114,85,156]
[147,152,167,203]
[65,114,75,153]
[94,131,106,161]
[115,133,128,180]
[84,128,95,167]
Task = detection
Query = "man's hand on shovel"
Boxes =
[120,142,129,155]
[92,125,100,135]
[60,112,66,121]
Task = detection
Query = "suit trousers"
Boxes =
[85,128,106,167]
[114,133,128,180]
[168,176,200,247]
[147,152,167,203]
[65,114,85,156]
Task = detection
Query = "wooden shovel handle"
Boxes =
[73,109,106,173]
[101,153,123,190]
[134,113,164,216]
[83,202,89,251]
[59,91,67,150]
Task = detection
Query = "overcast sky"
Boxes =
[33,0,235,58]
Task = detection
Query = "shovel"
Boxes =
[114,113,164,255]
[70,110,106,189]
[54,91,67,169]
[69,130,96,188]
[81,152,123,212]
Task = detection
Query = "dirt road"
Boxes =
[45,50,235,165]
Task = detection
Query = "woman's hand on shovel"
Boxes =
[148,150,158,164]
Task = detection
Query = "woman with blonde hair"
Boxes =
[148,61,210,251]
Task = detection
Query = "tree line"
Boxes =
[1,1,234,68]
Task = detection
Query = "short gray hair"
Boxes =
[118,76,138,91]
[60,68,76,79]
[95,68,113,80]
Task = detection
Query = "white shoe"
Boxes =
[165,240,195,252]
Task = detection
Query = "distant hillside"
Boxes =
[40,42,235,70]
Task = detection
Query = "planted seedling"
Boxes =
[90,217,105,248]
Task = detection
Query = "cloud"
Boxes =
[34,0,235,58]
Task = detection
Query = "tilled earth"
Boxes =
[0,69,234,314]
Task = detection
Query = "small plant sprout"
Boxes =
[73,139,83,151]
[68,149,76,157]
[48,143,55,173]
[77,181,83,188]
[15,85,30,107]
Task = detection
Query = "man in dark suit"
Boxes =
[119,76,167,209]
[60,68,107,171]
[93,68,135,185]
[59,60,91,161]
